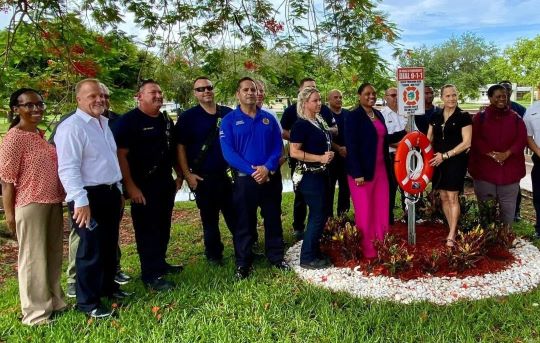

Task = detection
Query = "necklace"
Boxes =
[366,111,375,120]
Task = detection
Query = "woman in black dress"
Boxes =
[427,84,472,246]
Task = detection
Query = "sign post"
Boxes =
[397,67,425,245]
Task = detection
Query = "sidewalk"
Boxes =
[521,155,533,193]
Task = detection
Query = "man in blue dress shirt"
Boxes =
[220,77,290,279]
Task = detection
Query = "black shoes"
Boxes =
[207,257,224,266]
[114,271,132,285]
[293,230,304,241]
[86,306,113,319]
[234,266,252,280]
[145,277,175,292]
[66,283,76,298]
[272,260,291,271]
[110,289,133,300]
[300,258,332,270]
[164,264,184,275]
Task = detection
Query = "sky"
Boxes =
[1,0,539,63]
[378,0,540,58]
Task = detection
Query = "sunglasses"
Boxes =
[194,86,214,92]
[387,94,398,98]
[17,102,47,111]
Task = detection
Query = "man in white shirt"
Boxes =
[55,78,125,318]
[524,101,540,238]
[381,87,408,224]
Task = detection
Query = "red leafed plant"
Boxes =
[263,18,284,34]
[321,215,362,262]
[374,234,414,276]
[445,226,486,272]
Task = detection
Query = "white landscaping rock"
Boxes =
[285,238,540,304]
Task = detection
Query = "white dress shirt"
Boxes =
[381,106,408,152]
[524,101,540,147]
[55,108,122,207]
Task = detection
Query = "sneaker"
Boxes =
[110,289,133,300]
[86,307,112,319]
[164,264,184,275]
[145,277,175,292]
[300,258,332,270]
[293,230,304,241]
[272,260,291,271]
[114,271,132,285]
[234,266,252,280]
[66,283,76,298]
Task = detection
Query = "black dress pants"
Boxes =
[232,174,284,267]
[74,185,121,313]
[131,176,176,283]
[327,155,350,217]
[194,174,236,260]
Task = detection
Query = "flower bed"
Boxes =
[285,237,540,304]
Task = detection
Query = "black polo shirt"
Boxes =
[113,107,175,184]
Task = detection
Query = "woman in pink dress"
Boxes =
[344,83,392,258]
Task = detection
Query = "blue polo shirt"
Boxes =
[219,106,282,175]
[175,104,232,175]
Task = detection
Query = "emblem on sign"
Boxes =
[402,86,420,106]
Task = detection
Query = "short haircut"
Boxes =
[299,77,315,88]
[236,76,255,91]
[384,87,397,96]
[99,83,110,95]
[499,80,513,92]
[75,78,100,95]
[193,76,210,86]
[357,83,373,95]
[138,79,160,92]
[488,84,506,98]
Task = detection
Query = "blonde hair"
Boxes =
[296,86,320,120]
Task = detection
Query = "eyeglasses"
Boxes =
[387,94,397,98]
[17,102,46,111]
[194,86,214,92]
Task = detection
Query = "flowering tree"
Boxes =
[0,0,400,112]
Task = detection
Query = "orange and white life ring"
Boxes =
[393,131,434,195]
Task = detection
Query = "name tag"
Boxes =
[235,120,245,125]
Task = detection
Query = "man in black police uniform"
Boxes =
[175,77,235,265]
[414,85,438,135]
[280,78,337,240]
[327,89,350,217]
[114,80,183,292]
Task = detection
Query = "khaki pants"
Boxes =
[15,203,66,325]
[66,227,79,284]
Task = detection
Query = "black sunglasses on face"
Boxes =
[194,86,214,92]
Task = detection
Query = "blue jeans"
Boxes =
[298,172,329,263]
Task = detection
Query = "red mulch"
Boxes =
[322,222,515,280]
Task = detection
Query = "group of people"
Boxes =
[0,75,536,326]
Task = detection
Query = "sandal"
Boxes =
[445,238,456,247]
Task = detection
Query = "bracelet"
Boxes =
[443,152,449,160]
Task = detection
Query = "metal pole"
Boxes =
[407,116,416,245]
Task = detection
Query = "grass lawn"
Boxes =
[1,193,540,342]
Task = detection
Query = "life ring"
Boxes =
[393,131,434,194]
[402,86,420,106]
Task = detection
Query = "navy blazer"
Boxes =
[344,106,392,181]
